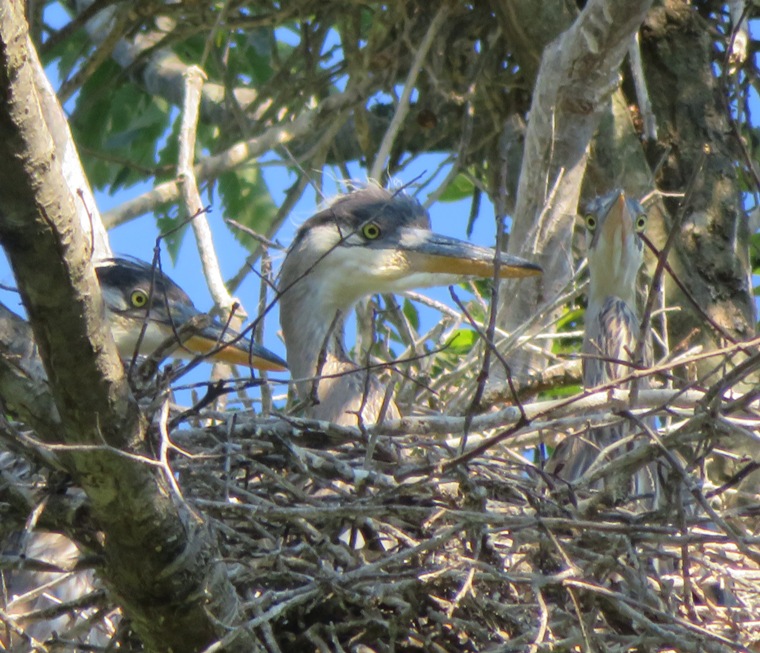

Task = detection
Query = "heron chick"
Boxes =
[1,258,287,646]
[548,190,656,503]
[97,257,287,371]
[278,186,541,426]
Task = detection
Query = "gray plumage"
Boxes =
[97,257,287,371]
[278,185,541,426]
[548,190,657,505]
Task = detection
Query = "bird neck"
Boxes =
[279,279,354,396]
[587,271,639,312]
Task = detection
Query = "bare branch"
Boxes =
[178,65,236,313]
[102,88,366,228]
[369,5,449,181]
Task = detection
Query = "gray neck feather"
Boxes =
[279,269,353,398]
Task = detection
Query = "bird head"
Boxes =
[279,186,542,311]
[582,190,647,305]
[96,258,287,372]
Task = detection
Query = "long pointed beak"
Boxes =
[176,313,287,371]
[182,332,288,371]
[600,192,633,245]
[396,229,542,278]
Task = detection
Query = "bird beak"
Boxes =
[395,229,542,279]
[602,192,632,245]
[181,321,288,372]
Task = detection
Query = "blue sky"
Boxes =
[0,4,515,412]
[2,5,756,413]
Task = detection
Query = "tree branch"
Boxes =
[0,5,253,651]
[102,87,366,228]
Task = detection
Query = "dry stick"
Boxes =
[377,332,760,441]
[722,2,760,192]
[102,87,366,228]
[424,96,476,208]
[542,525,592,651]
[0,606,47,652]
[564,579,745,652]
[257,252,274,416]
[388,356,760,470]
[199,0,233,69]
[179,65,236,314]
[450,289,528,447]
[633,413,760,566]
[306,312,342,411]
[527,585,549,653]
[58,7,130,104]
[458,126,518,453]
[368,4,449,182]
[126,251,176,380]
[701,337,760,409]
[355,308,379,438]
[641,236,748,351]
[156,397,188,505]
[40,0,119,56]
[225,219,284,252]
[224,106,353,292]
[226,196,293,292]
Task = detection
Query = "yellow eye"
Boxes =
[362,222,381,240]
[584,214,597,231]
[130,289,149,308]
[635,214,648,232]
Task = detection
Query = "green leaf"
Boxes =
[555,307,584,332]
[750,232,760,275]
[402,298,420,331]
[445,329,478,355]
[241,29,276,84]
[439,173,474,202]
[72,62,170,192]
[43,26,91,82]
[544,383,583,399]
[218,166,278,252]
[155,211,187,262]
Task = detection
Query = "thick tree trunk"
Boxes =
[642,1,756,370]
[0,4,252,651]
[641,0,758,492]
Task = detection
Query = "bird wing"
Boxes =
[548,297,652,484]
[582,296,645,390]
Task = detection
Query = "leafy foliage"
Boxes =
[218,166,279,253]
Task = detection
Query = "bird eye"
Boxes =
[584,214,597,231]
[130,289,149,308]
[635,214,648,232]
[362,222,381,240]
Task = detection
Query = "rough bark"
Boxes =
[0,4,252,651]
[490,0,576,83]
[641,1,756,373]
[641,0,758,492]
[491,0,655,385]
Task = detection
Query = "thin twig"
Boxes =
[368,5,449,181]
